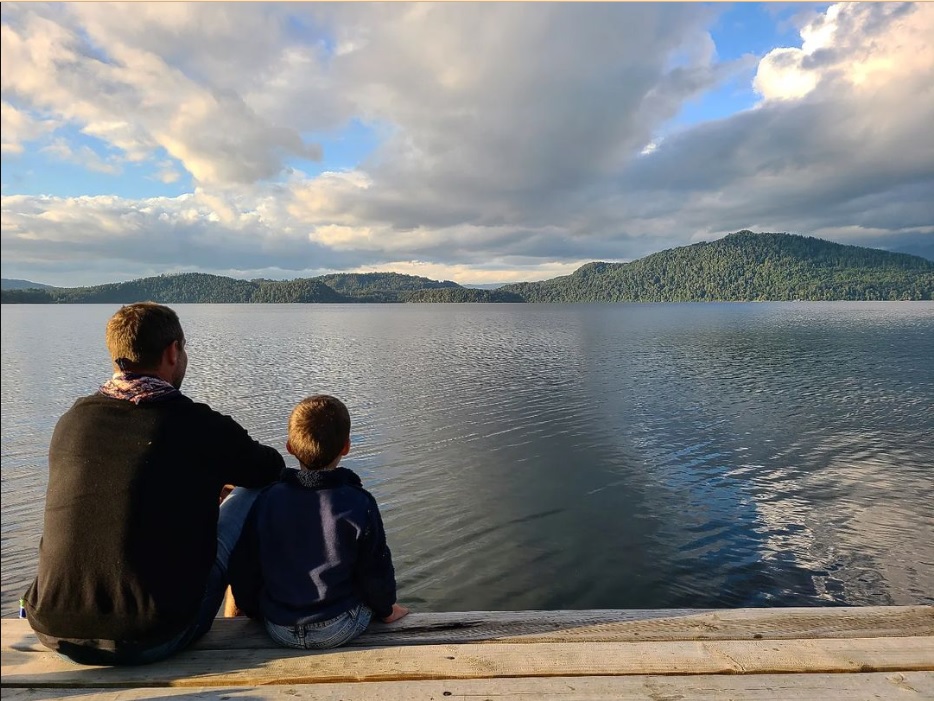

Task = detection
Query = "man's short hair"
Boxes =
[105,302,184,371]
[289,395,351,470]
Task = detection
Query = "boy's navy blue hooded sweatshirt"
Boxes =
[229,467,397,624]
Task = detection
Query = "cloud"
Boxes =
[2,2,932,286]
[319,4,729,228]
[1,3,322,185]
[754,3,925,101]
[0,102,57,154]
[41,137,122,174]
[154,160,182,185]
[613,2,934,255]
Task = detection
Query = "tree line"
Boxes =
[3,232,931,304]
[499,231,933,302]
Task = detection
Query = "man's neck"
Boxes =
[115,366,174,385]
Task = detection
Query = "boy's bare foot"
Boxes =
[222,586,242,617]
[381,603,410,623]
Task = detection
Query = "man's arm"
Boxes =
[227,508,264,620]
[205,408,285,487]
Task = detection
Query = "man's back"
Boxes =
[25,392,283,645]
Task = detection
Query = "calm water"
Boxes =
[2,303,933,618]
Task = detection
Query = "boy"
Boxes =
[228,395,408,649]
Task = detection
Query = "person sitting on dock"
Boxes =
[22,302,286,665]
[227,394,409,649]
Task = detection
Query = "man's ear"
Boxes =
[341,437,351,456]
[165,340,180,366]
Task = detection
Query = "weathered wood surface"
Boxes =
[1,672,932,700]
[3,607,932,698]
[5,606,932,651]
[4,637,934,687]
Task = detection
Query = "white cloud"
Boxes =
[154,160,182,185]
[41,137,121,175]
[618,2,934,253]
[640,140,661,157]
[0,102,57,154]
[1,3,322,186]
[753,48,820,101]
[755,3,933,101]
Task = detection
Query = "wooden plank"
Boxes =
[3,637,933,688]
[5,606,932,652]
[1,672,932,700]
[248,605,934,647]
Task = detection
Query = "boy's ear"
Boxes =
[341,437,351,456]
[285,440,295,456]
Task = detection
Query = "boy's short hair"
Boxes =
[289,395,351,470]
[105,302,184,371]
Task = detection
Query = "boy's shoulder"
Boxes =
[261,468,380,524]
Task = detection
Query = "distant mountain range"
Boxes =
[1,278,55,291]
[0,271,524,304]
[2,231,932,304]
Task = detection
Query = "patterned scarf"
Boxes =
[99,372,181,405]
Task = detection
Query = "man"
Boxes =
[22,302,285,665]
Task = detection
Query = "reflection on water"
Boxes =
[2,302,932,617]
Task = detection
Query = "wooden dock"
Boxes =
[3,606,933,699]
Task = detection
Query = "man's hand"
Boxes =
[381,603,410,624]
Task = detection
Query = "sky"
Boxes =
[2,2,933,288]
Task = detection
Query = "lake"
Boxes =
[2,302,932,618]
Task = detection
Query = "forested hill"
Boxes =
[499,231,934,302]
[2,231,931,303]
[312,273,458,302]
[0,272,512,304]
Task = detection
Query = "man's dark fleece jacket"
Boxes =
[228,467,397,624]
[24,393,284,646]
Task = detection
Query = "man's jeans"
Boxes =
[44,487,260,666]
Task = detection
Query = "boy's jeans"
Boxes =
[43,486,260,666]
[265,604,373,649]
